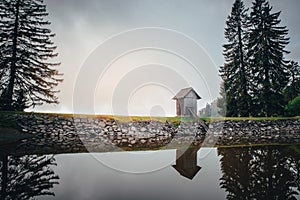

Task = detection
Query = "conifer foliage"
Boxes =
[248,0,290,116]
[284,61,300,102]
[220,0,249,117]
[220,0,296,117]
[0,0,62,111]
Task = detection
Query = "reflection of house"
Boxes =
[172,88,203,179]
[172,143,202,180]
[173,87,201,117]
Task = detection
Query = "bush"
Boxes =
[285,94,300,116]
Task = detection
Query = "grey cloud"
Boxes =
[36,0,300,114]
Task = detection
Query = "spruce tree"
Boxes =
[0,0,62,111]
[284,61,300,102]
[220,0,250,117]
[248,0,290,116]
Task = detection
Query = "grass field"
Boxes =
[0,111,299,123]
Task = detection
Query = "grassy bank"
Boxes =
[0,111,299,123]
[208,116,300,122]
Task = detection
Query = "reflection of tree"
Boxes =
[251,146,299,199]
[218,146,300,200]
[0,155,59,199]
[218,147,253,199]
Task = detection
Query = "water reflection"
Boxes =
[218,145,300,200]
[172,138,202,180]
[0,154,59,200]
[0,143,300,199]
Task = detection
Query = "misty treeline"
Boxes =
[0,0,62,111]
[218,0,300,117]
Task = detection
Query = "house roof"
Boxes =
[172,165,201,180]
[172,87,201,100]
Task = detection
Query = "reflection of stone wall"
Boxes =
[0,113,300,156]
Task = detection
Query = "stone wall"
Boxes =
[0,113,299,156]
[208,119,300,146]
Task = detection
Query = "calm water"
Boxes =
[1,146,300,200]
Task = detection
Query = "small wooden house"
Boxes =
[173,87,201,117]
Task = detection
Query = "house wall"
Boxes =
[176,99,184,116]
[183,98,197,117]
[176,100,181,116]
[180,91,198,117]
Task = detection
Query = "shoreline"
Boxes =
[0,112,299,156]
[1,111,299,121]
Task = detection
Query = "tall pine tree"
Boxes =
[248,0,290,116]
[0,0,62,111]
[220,0,250,117]
[284,61,300,102]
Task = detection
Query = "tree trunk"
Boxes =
[237,20,249,116]
[0,155,8,200]
[6,0,21,110]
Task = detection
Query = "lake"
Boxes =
[1,145,299,200]
[1,114,300,199]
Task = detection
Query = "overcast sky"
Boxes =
[35,0,300,116]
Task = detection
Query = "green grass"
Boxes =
[0,111,299,123]
[204,116,300,122]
